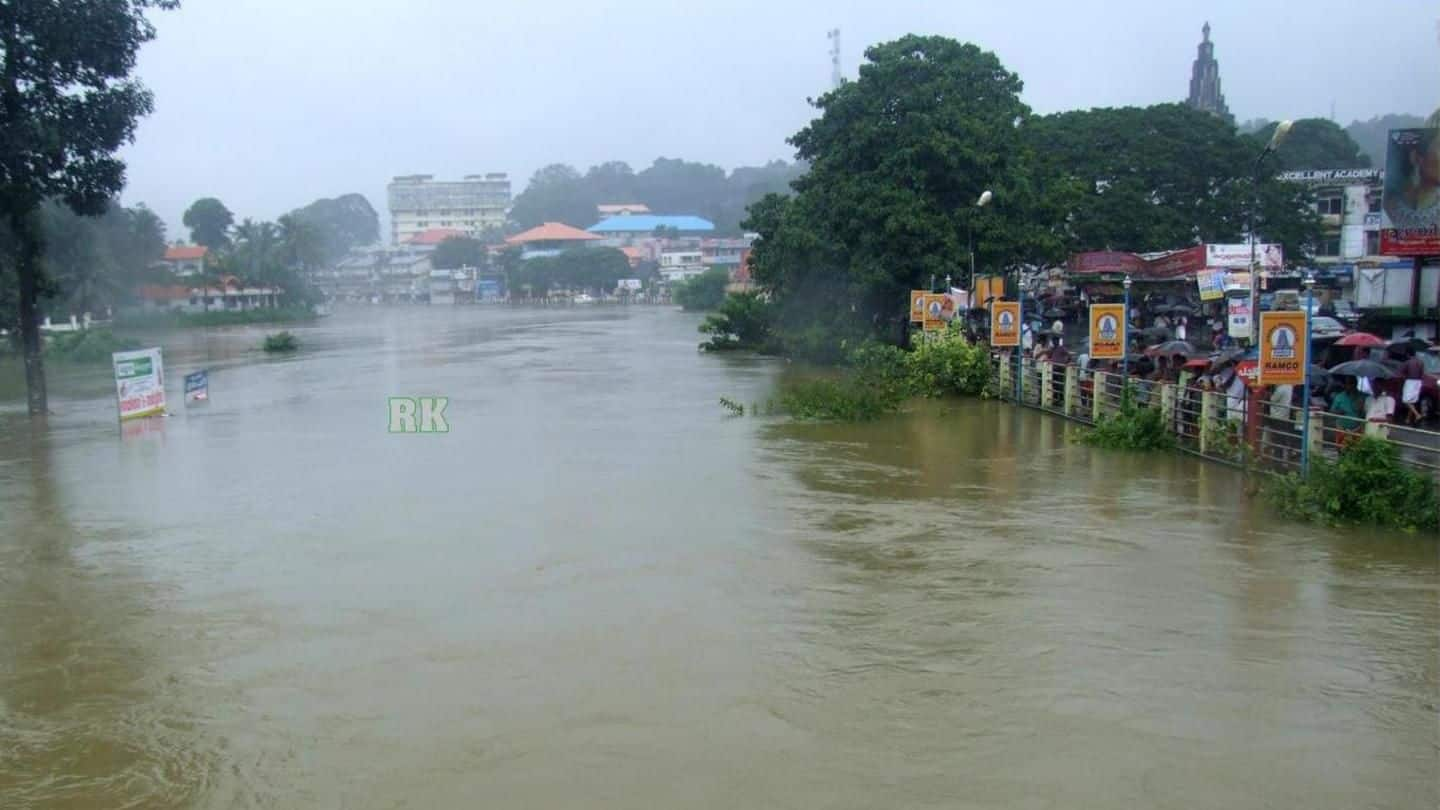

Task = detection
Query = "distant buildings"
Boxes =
[387,173,511,245]
[588,214,716,241]
[160,244,208,278]
[1185,22,1232,124]
[597,203,650,218]
[659,250,706,282]
[136,276,282,313]
[1277,167,1405,303]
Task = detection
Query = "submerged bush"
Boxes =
[1265,437,1439,532]
[262,331,299,352]
[906,330,991,397]
[777,375,905,421]
[700,291,775,352]
[44,328,139,363]
[1082,400,1176,451]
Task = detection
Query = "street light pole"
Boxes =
[1301,270,1316,475]
[1248,120,1294,345]
[969,190,992,307]
[1122,275,1133,384]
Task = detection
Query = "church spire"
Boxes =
[1187,22,1233,123]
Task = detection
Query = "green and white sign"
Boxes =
[113,347,166,421]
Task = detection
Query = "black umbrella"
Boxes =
[1144,339,1195,357]
[1328,360,1395,379]
[1161,304,1195,315]
[1043,308,1065,319]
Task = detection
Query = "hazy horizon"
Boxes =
[117,0,1439,241]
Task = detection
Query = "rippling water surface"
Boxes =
[0,306,1435,808]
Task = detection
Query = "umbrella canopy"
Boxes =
[1043,308,1065,319]
[1160,304,1195,315]
[1334,332,1386,348]
[1328,359,1395,379]
[1389,337,1430,352]
[1144,340,1195,357]
[1182,357,1211,369]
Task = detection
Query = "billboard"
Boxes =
[1205,243,1282,271]
[1088,304,1126,359]
[1196,270,1226,301]
[1068,245,1206,280]
[1380,127,1440,256]
[113,347,166,421]
[991,301,1020,347]
[1258,311,1307,386]
[910,290,927,323]
[1226,298,1251,337]
[923,295,945,331]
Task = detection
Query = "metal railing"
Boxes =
[992,354,1440,486]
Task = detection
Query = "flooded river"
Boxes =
[0,307,1435,808]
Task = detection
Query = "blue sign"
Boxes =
[184,369,209,403]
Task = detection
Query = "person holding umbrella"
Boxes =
[1400,345,1425,425]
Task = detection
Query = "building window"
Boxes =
[1365,230,1380,255]
[1368,192,1383,212]
[1316,236,1341,256]
[1316,195,1343,216]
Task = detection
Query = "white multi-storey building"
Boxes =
[387,173,510,245]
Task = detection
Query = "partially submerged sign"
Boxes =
[113,347,165,421]
[184,369,209,403]
[1259,311,1307,386]
[1088,304,1126,359]
[991,301,1020,347]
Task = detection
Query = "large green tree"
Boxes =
[431,235,486,270]
[182,196,234,249]
[1346,113,1427,166]
[284,192,378,265]
[1,0,176,414]
[508,164,595,230]
[1023,104,1320,263]
[42,200,166,317]
[1249,118,1370,170]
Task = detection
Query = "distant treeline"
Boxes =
[509,158,807,234]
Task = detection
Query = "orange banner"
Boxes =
[910,290,926,324]
[923,295,945,331]
[991,301,1020,347]
[1088,304,1126,360]
[1259,311,1307,386]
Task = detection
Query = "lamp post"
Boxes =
[1122,275,1133,384]
[969,190,992,304]
[1248,119,1293,345]
[1301,270,1316,475]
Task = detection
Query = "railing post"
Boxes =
[999,355,1012,400]
[1364,420,1389,440]
[1306,409,1324,466]
[1064,366,1077,417]
[1160,382,1177,441]
[1041,362,1054,408]
[1199,390,1215,454]
[1093,371,1106,422]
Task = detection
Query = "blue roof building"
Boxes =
[588,215,715,234]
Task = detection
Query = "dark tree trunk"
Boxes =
[13,212,47,415]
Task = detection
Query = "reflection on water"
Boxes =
[0,307,1435,808]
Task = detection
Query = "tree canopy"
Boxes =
[1249,118,1370,170]
[1,0,176,413]
[508,158,805,234]
[672,267,729,311]
[506,248,630,297]
[431,236,487,270]
[182,197,234,249]
[1345,113,1428,166]
[283,192,379,265]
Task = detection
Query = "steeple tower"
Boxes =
[1186,22,1233,123]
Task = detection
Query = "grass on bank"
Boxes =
[43,328,140,363]
[116,305,318,328]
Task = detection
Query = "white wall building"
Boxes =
[659,250,706,282]
[387,173,510,245]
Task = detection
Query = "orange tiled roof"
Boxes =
[505,222,602,244]
[164,245,207,261]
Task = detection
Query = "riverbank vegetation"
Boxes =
[1264,438,1439,532]
[1080,400,1177,451]
[116,305,318,329]
[673,268,730,311]
[43,329,140,364]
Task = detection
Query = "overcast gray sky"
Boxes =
[119,0,1439,240]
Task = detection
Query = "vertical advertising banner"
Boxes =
[1088,304,1126,359]
[991,301,1020,347]
[113,347,166,421]
[910,290,927,324]
[1258,311,1307,385]
[1380,127,1440,255]
[1227,297,1251,337]
[923,295,945,331]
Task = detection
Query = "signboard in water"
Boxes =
[1088,304,1126,359]
[113,347,166,421]
[184,369,209,403]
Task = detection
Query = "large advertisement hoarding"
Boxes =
[113,347,166,421]
[1380,128,1440,256]
[1204,243,1282,270]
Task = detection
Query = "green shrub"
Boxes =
[700,291,775,352]
[905,330,991,397]
[777,375,905,421]
[1265,438,1439,532]
[1082,401,1176,451]
[672,268,730,311]
[262,331,299,353]
[44,328,140,363]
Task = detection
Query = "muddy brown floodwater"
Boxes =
[0,306,1436,809]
